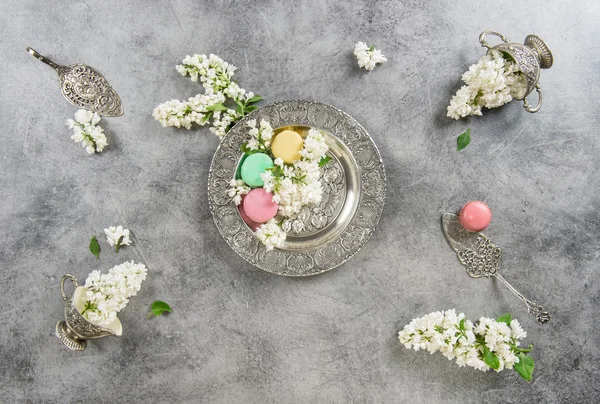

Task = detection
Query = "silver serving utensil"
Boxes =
[26,47,123,116]
[442,213,551,324]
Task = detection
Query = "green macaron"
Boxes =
[240,153,274,187]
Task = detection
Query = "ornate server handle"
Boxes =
[26,47,61,70]
[494,274,551,324]
[479,31,510,49]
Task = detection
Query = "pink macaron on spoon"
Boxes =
[459,201,492,232]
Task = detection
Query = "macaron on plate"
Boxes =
[208,100,386,276]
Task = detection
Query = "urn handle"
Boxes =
[523,84,543,113]
[60,274,78,301]
[479,31,510,49]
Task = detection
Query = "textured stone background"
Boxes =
[1,0,599,402]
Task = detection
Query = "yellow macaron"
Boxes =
[271,130,304,164]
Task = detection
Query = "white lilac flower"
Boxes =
[73,109,100,125]
[66,109,108,154]
[299,128,329,162]
[354,41,387,71]
[152,90,226,130]
[81,261,147,326]
[224,82,255,103]
[210,109,240,138]
[155,53,258,137]
[447,50,527,119]
[176,53,237,93]
[259,120,273,142]
[104,225,132,252]
[398,310,529,375]
[242,119,273,152]
[246,137,259,151]
[474,317,519,371]
[510,319,527,340]
[254,219,286,251]
[447,85,482,119]
[227,179,250,205]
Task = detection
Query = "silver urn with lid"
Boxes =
[479,31,553,113]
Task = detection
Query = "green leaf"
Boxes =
[497,313,512,326]
[115,235,124,253]
[235,102,243,116]
[273,165,284,177]
[514,353,535,381]
[89,236,100,260]
[318,155,333,167]
[244,105,258,113]
[202,112,212,123]
[500,51,516,63]
[205,103,228,112]
[459,318,465,331]
[482,346,500,370]
[247,95,263,103]
[457,128,471,151]
[148,300,172,318]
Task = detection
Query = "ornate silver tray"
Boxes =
[208,100,386,276]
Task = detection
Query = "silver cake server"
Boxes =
[26,47,123,117]
[442,213,551,324]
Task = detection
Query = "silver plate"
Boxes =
[208,100,386,276]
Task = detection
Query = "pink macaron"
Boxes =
[238,199,262,230]
[459,201,492,232]
[243,188,278,223]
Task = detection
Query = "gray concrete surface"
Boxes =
[1,0,599,402]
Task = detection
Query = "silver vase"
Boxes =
[479,31,554,113]
[55,274,119,351]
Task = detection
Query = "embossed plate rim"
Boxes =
[208,99,386,276]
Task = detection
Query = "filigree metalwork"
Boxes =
[27,47,124,116]
[457,234,502,278]
[208,100,386,276]
[442,214,551,324]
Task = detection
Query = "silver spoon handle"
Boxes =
[495,274,551,324]
[26,47,61,70]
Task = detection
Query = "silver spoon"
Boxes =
[442,213,551,324]
[26,47,123,116]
